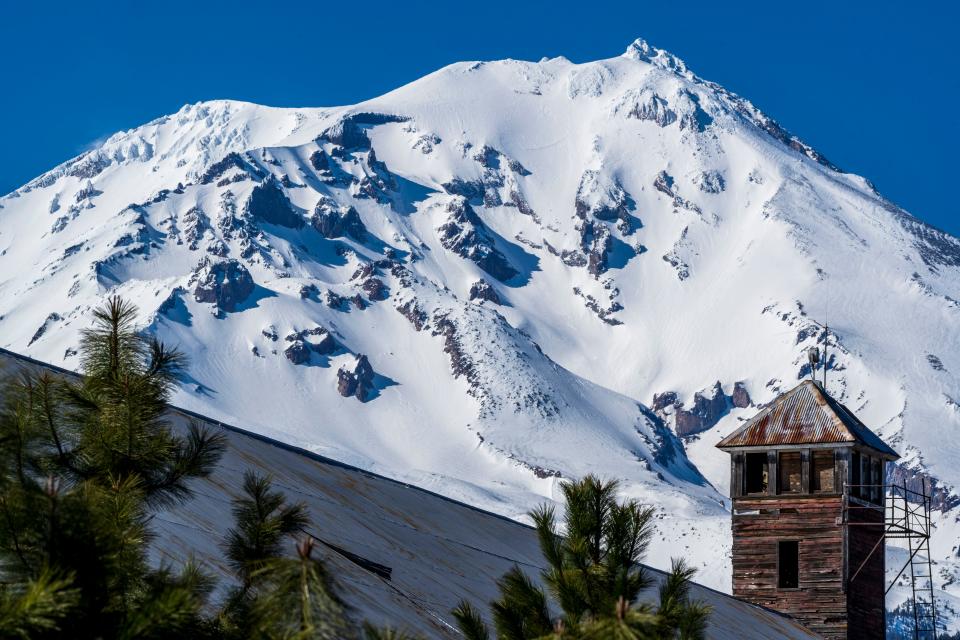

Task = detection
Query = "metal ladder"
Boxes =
[906,487,937,640]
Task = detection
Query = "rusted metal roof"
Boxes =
[717,381,899,458]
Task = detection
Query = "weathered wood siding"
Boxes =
[847,502,885,640]
[732,495,849,639]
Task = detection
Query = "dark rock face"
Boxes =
[310,198,367,240]
[674,382,728,436]
[353,148,396,204]
[731,381,751,408]
[654,381,751,437]
[654,171,675,197]
[676,90,713,133]
[28,313,62,346]
[246,177,302,228]
[283,340,311,364]
[441,179,486,202]
[362,278,389,301]
[298,283,319,300]
[192,259,255,312]
[577,220,613,277]
[469,279,501,304]
[437,198,517,282]
[283,326,338,365]
[318,112,408,151]
[652,391,679,413]
[396,299,429,331]
[199,152,263,185]
[325,290,347,310]
[337,354,375,401]
[572,286,623,325]
[623,89,677,127]
[309,149,330,172]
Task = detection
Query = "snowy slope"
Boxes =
[2,37,959,631]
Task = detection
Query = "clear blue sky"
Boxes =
[2,1,956,234]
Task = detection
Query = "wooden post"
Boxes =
[768,450,778,496]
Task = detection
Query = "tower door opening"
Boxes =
[778,541,799,588]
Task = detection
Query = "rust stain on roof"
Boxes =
[716,381,899,458]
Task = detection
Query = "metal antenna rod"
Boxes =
[809,317,830,392]
[824,323,829,390]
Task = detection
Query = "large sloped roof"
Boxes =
[0,347,820,639]
[716,380,899,458]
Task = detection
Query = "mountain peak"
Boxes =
[622,37,690,75]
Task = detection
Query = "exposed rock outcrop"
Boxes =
[577,220,613,277]
[192,258,255,312]
[318,112,408,152]
[437,197,517,282]
[283,339,311,364]
[246,177,303,228]
[575,170,636,234]
[469,279,501,304]
[310,198,366,240]
[362,277,389,301]
[199,152,263,185]
[614,88,677,127]
[337,354,375,401]
[731,381,751,408]
[654,381,752,437]
[283,326,337,365]
[28,313,62,346]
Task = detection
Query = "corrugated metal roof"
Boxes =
[1,347,821,639]
[717,380,899,458]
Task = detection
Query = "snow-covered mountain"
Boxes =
[2,37,959,631]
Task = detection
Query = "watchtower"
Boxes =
[717,380,900,639]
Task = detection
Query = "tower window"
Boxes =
[744,452,768,494]
[778,541,799,588]
[812,450,835,493]
[778,452,802,493]
[871,457,882,504]
[851,451,861,497]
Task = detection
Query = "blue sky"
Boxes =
[2,1,956,233]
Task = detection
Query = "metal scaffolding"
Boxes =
[843,481,937,640]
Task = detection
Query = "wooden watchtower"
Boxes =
[717,380,900,639]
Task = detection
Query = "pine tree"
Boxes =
[452,475,711,640]
[219,470,310,634]
[247,537,350,640]
[0,296,225,639]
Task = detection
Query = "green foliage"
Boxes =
[452,474,712,640]
[67,296,226,506]
[246,537,350,640]
[452,600,490,640]
[0,297,225,639]
[223,471,309,590]
[0,568,78,639]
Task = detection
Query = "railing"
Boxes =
[841,481,937,640]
